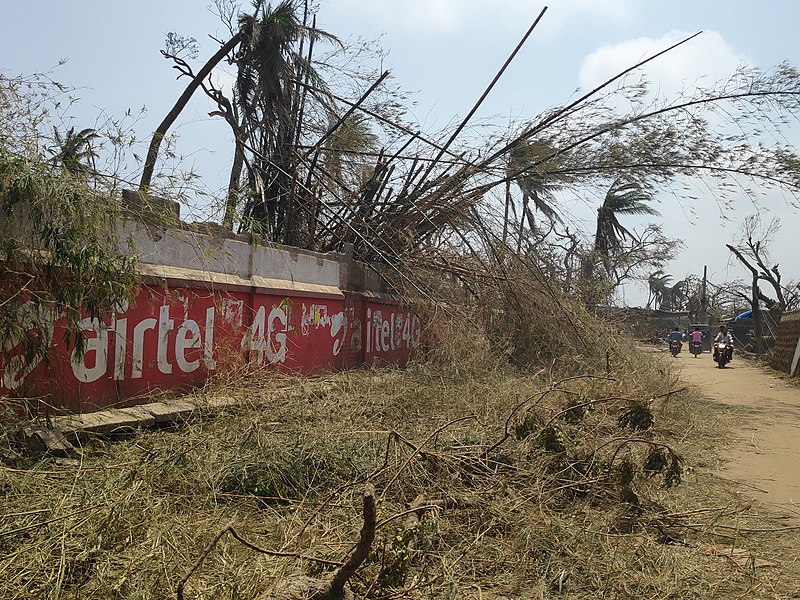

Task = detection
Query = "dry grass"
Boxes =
[2,301,799,599]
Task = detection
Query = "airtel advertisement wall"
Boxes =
[1,282,419,414]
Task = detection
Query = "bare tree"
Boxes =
[139,30,246,191]
[726,215,784,354]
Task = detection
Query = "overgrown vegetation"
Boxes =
[1,287,798,599]
[0,75,138,394]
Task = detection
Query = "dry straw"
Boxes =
[1,280,799,599]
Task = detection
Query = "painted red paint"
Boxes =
[1,280,417,415]
[364,301,422,366]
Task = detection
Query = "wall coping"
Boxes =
[138,263,345,299]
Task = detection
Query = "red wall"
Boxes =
[1,281,418,414]
[364,300,422,365]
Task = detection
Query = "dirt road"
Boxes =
[674,350,800,515]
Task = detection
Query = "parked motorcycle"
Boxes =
[689,340,703,357]
[714,341,731,368]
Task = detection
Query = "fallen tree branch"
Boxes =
[486,374,617,455]
[176,522,345,600]
[177,521,235,600]
[326,483,377,599]
[377,496,455,531]
[290,430,420,546]
[381,415,477,500]
[650,387,688,400]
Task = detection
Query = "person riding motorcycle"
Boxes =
[689,326,704,355]
[714,325,734,362]
[667,326,683,354]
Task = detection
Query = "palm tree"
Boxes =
[50,127,99,173]
[321,112,378,192]
[302,111,377,251]
[647,270,672,309]
[505,139,566,252]
[593,178,659,259]
[231,0,337,243]
[663,279,687,311]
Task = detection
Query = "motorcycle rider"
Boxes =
[667,326,683,354]
[689,326,704,354]
[714,325,734,362]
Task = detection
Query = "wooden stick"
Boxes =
[177,521,235,600]
[328,483,377,598]
[176,522,344,600]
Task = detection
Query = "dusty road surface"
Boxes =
[674,350,800,515]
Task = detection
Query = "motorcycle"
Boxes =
[669,339,681,357]
[689,340,703,357]
[714,341,731,368]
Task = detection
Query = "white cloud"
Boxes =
[579,30,750,97]
[326,0,639,37]
[328,0,466,35]
[532,0,638,38]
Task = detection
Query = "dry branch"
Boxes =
[326,483,377,599]
[176,522,346,600]
[486,374,617,455]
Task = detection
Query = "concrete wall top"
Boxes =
[137,262,344,299]
[120,221,343,289]
[115,190,394,295]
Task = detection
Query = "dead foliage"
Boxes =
[1,303,799,599]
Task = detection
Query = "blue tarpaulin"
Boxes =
[734,308,770,320]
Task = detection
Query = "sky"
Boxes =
[1,0,799,307]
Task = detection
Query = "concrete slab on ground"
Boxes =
[58,410,141,436]
[50,398,199,444]
[16,424,77,457]
[16,395,234,455]
[142,399,196,423]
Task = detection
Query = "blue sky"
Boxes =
[2,0,799,305]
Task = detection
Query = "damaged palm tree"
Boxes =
[232,1,337,243]
[144,3,800,314]
[586,177,659,278]
[505,139,567,251]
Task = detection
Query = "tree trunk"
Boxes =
[516,194,529,253]
[751,276,766,355]
[223,140,245,230]
[727,243,770,355]
[502,179,511,245]
[139,31,244,192]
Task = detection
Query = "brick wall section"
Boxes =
[770,310,800,373]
